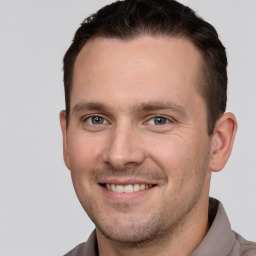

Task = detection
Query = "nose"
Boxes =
[103,124,147,169]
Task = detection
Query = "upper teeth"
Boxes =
[106,184,153,193]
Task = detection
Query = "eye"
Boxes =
[85,116,108,125]
[147,116,171,125]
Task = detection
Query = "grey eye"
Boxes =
[90,116,105,124]
[154,117,167,125]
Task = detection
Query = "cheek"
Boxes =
[147,133,209,179]
[148,136,192,171]
[67,133,104,173]
[67,135,102,212]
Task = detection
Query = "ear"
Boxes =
[209,112,237,172]
[59,110,71,170]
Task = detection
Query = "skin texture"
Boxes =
[60,36,237,256]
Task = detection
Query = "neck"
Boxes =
[96,196,210,256]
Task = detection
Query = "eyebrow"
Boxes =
[72,102,112,114]
[133,101,187,116]
[72,100,188,118]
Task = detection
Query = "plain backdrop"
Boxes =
[0,0,255,255]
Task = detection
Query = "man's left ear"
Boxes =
[209,112,237,172]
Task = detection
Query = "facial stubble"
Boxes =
[72,157,210,249]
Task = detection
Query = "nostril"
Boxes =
[103,149,147,169]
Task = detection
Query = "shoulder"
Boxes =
[63,242,86,256]
[229,232,256,256]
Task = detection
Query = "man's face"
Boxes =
[61,36,213,244]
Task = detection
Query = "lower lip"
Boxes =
[100,185,155,200]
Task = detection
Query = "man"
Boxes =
[60,0,256,255]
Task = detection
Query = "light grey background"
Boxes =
[0,0,255,255]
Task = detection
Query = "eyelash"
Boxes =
[82,114,110,125]
[146,115,173,126]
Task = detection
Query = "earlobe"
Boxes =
[59,110,71,170]
[209,112,237,172]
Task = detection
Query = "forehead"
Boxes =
[72,36,204,111]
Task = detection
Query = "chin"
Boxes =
[94,215,170,247]
[98,226,160,246]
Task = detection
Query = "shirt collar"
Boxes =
[190,198,236,256]
[82,230,98,256]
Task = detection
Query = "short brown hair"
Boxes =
[63,0,227,134]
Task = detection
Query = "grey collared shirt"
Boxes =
[64,198,256,256]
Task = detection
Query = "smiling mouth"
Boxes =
[100,183,156,193]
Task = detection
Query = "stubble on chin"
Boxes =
[76,161,209,248]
